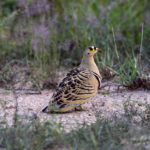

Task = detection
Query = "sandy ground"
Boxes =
[0,82,150,132]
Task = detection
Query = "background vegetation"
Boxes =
[0,0,150,149]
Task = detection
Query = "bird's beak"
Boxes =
[96,48,101,51]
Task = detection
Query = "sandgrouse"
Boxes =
[42,46,102,113]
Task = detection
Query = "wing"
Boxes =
[43,67,97,112]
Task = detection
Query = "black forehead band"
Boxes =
[94,46,96,50]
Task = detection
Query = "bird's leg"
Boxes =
[75,105,88,111]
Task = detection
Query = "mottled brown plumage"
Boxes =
[42,46,102,113]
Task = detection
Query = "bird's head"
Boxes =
[83,46,101,57]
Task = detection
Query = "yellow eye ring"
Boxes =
[89,48,94,51]
[89,46,96,51]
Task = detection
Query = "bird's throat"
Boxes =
[80,55,100,76]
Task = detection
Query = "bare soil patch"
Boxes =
[0,82,150,132]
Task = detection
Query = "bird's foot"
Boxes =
[75,105,88,111]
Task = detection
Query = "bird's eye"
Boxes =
[89,47,94,51]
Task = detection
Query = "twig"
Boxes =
[139,22,144,77]
[112,27,119,60]
[100,62,118,75]
[99,83,112,89]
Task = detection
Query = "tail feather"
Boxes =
[42,106,48,113]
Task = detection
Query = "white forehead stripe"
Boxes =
[91,46,94,49]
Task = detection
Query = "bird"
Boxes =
[42,46,102,113]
